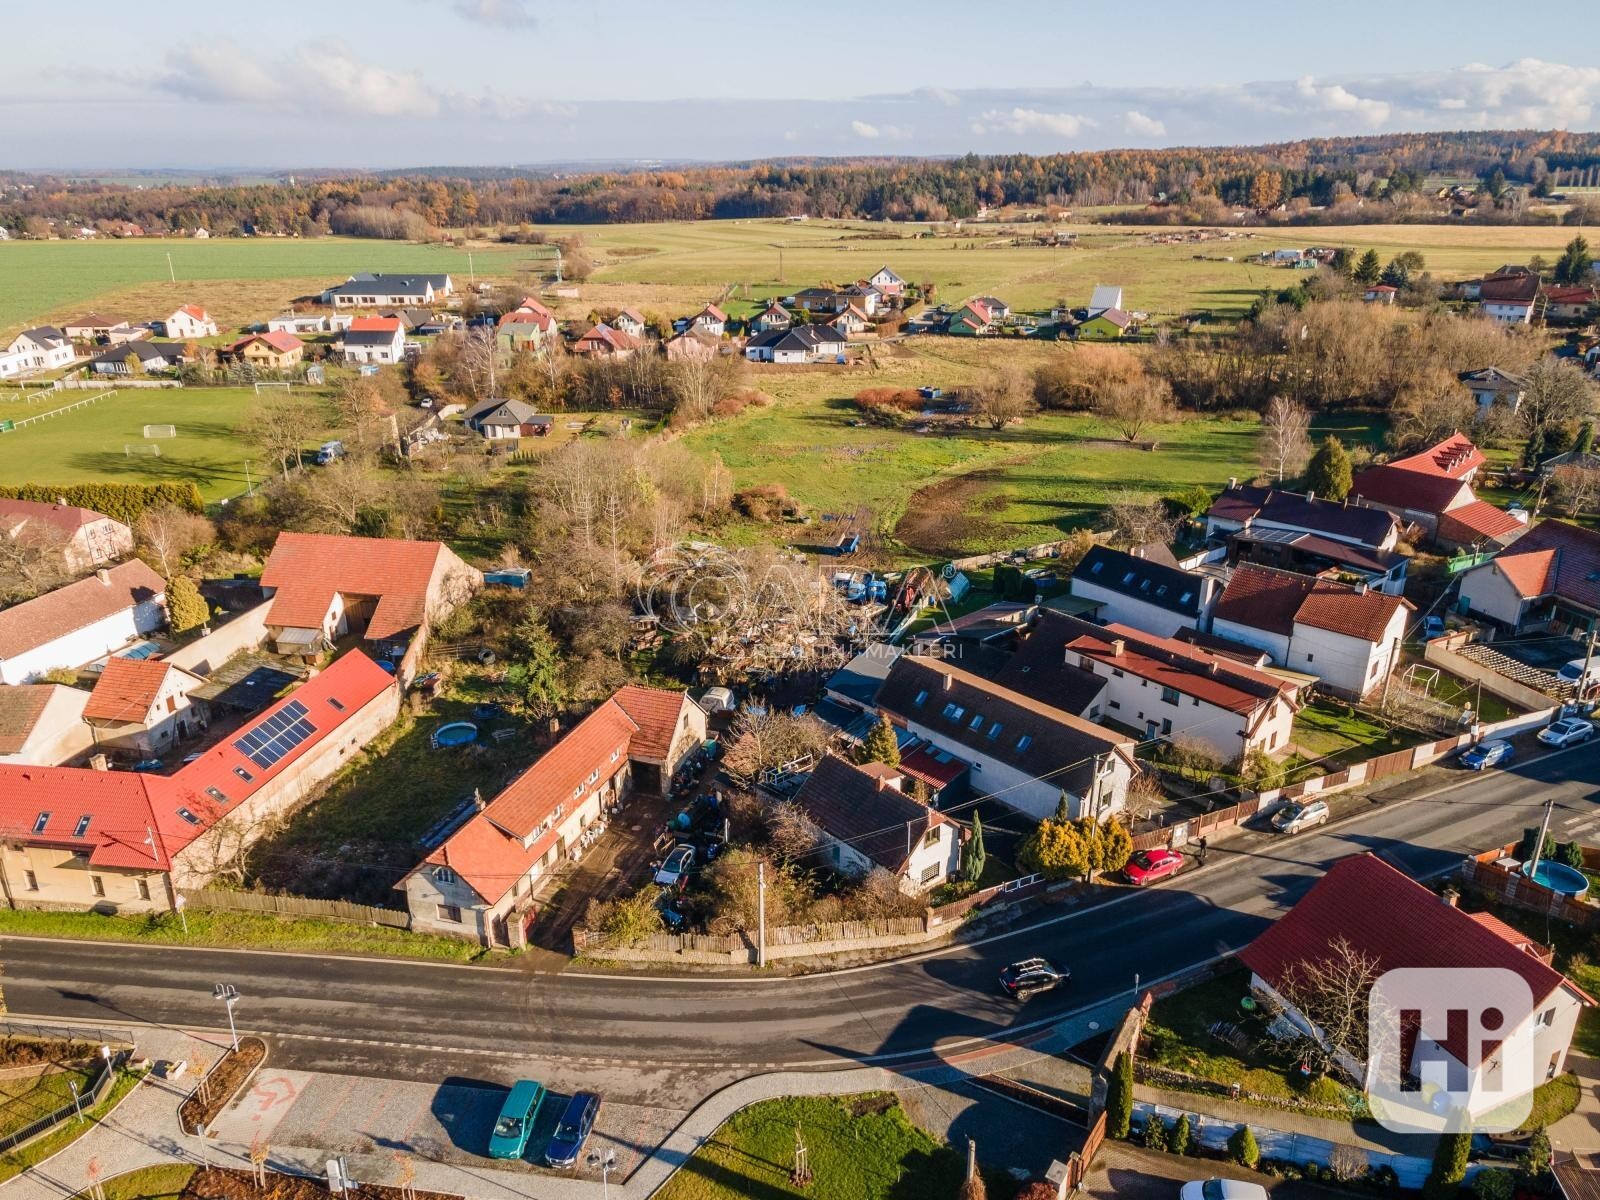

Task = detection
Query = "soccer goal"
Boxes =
[143,424,177,439]
[253,381,292,395]
[124,443,162,457]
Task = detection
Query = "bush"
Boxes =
[1107,1053,1133,1139]
[733,484,794,522]
[1169,1113,1192,1156]
[0,481,203,525]
[1424,1127,1472,1200]
[1472,1168,1516,1200]
[1558,840,1585,869]
[854,387,922,414]
[1142,1114,1169,1150]
[1229,1125,1260,1169]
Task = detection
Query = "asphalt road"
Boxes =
[10,746,1600,1086]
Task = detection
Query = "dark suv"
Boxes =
[998,957,1068,1000]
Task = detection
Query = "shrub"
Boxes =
[1107,1053,1133,1139]
[733,484,794,523]
[1472,1168,1516,1200]
[1558,840,1586,869]
[1424,1126,1472,1200]
[853,387,922,414]
[0,481,203,525]
[1142,1114,1168,1150]
[1169,1113,1192,1156]
[1229,1125,1260,1169]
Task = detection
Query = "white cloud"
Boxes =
[850,119,907,139]
[972,107,1094,139]
[851,119,880,139]
[917,86,961,108]
[451,0,536,27]
[1293,76,1391,126]
[1123,110,1166,137]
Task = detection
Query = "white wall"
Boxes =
[1288,610,1405,699]
[1083,662,1287,763]
[1211,618,1290,664]
[0,685,93,765]
[1067,579,1208,639]
[0,601,164,685]
[1458,563,1529,629]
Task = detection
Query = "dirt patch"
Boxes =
[180,1038,265,1134]
[0,1038,100,1069]
[894,466,1016,558]
[184,1167,453,1200]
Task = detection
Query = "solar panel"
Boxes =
[232,700,319,770]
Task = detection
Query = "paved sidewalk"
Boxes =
[1552,1054,1600,1156]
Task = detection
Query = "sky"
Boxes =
[2,0,1597,170]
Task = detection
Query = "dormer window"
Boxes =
[1016,735,1033,752]
[434,866,455,884]
[913,689,929,707]
[942,703,964,721]
[968,713,983,730]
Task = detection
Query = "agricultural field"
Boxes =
[0,385,336,503]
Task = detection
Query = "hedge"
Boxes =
[0,482,204,525]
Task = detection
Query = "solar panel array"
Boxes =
[232,699,317,769]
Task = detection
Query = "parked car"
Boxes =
[1539,718,1596,748]
[1179,1180,1270,1200]
[1557,658,1600,692]
[1459,740,1515,771]
[1422,615,1446,640]
[1271,799,1331,834]
[131,758,163,772]
[1123,848,1184,886]
[544,1092,601,1167]
[998,957,1067,1000]
[653,844,696,887]
[488,1080,547,1160]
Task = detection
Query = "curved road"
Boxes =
[9,747,1597,1088]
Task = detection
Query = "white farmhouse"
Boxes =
[0,562,167,686]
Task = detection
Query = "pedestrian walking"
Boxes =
[1197,835,1209,866]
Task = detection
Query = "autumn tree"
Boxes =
[1019,816,1090,880]
[722,710,833,781]
[1519,356,1595,438]
[1259,396,1312,481]
[859,715,901,768]
[136,504,215,578]
[968,367,1037,430]
[1247,170,1283,211]
[1304,435,1353,500]
[244,398,318,483]
[1554,465,1600,517]
[1097,375,1175,442]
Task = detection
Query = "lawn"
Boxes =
[1290,701,1425,769]
[654,1094,1014,1200]
[0,385,338,503]
[0,1064,97,1139]
[76,1165,196,1200]
[0,1069,143,1185]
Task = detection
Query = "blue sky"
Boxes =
[2,0,1596,169]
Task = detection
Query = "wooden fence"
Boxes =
[180,888,410,928]
[0,1050,124,1153]
[1461,844,1600,928]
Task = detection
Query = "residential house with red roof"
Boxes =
[0,561,166,686]
[0,498,133,572]
[342,316,406,365]
[791,755,960,893]
[611,309,647,340]
[1211,564,1412,700]
[257,532,481,676]
[1240,854,1591,1120]
[749,303,792,335]
[1457,519,1600,636]
[1543,284,1600,324]
[0,651,398,911]
[156,305,217,339]
[226,332,304,370]
[83,658,205,756]
[1479,271,1540,324]
[686,304,727,338]
[570,323,639,358]
[1352,433,1525,550]
[868,266,906,296]
[948,298,994,337]
[400,686,707,945]
[0,683,93,765]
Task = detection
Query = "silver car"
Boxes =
[1271,799,1330,834]
[1539,718,1595,748]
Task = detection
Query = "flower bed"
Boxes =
[179,1039,265,1134]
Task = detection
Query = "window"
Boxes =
[176,807,200,825]
[1161,686,1181,705]
[1305,653,1314,663]
[1537,1007,1556,1028]
[1016,734,1033,752]
[986,721,1003,740]
[205,787,228,804]
[73,814,91,837]
[1111,668,1123,678]
[1161,718,1172,736]
[923,826,941,848]
[233,767,253,783]
[610,749,620,762]
[1109,700,1121,710]
[968,713,984,730]
[327,697,346,712]
[913,689,929,707]
[1121,572,1135,585]
[137,878,151,901]
[942,703,965,721]
[91,875,106,898]
[434,866,456,884]
[436,903,462,923]
[1090,560,1104,575]
[32,812,49,834]
[919,863,941,884]
[23,871,37,891]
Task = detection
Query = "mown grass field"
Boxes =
[0,385,337,503]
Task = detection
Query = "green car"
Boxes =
[488,1080,546,1159]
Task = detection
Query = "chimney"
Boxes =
[1441,885,1460,908]
[55,495,67,507]
[1305,490,1316,502]
[942,672,954,691]
[1354,580,1369,596]
[95,568,111,586]
[1227,476,1237,490]
[89,753,109,772]
[875,773,889,792]
[1109,638,1125,657]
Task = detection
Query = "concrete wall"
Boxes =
[165,601,271,676]
[1425,636,1556,712]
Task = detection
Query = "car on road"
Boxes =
[1459,739,1515,771]
[653,844,696,888]
[1271,799,1331,834]
[998,957,1067,1000]
[1179,1180,1270,1200]
[488,1079,547,1160]
[544,1091,601,1167]
[1539,718,1596,748]
[1123,848,1184,886]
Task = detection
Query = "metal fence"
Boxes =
[179,888,410,928]
[0,1050,125,1153]
[0,1020,135,1047]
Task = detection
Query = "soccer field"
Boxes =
[0,386,336,503]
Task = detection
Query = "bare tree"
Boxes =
[723,710,834,781]
[249,1136,271,1190]
[1103,490,1175,549]
[244,398,319,483]
[968,367,1037,430]
[1555,465,1600,517]
[1329,1143,1368,1184]
[1271,935,1384,1079]
[291,454,389,535]
[0,526,71,603]
[136,505,215,578]
[1096,375,1175,442]
[1259,396,1313,482]
[1520,356,1596,437]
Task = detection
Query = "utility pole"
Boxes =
[757,862,767,968]
[468,252,475,286]
[1580,626,1598,704]
[1529,795,1557,879]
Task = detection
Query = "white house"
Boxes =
[1211,564,1411,700]
[1069,545,1220,639]
[157,305,218,339]
[0,562,167,686]
[745,325,846,364]
[6,327,74,372]
[1459,367,1527,419]
[0,499,133,572]
[1479,274,1539,325]
[792,755,960,894]
[868,266,906,296]
[875,654,1136,821]
[0,684,94,765]
[687,304,727,338]
[342,317,406,364]
[0,350,25,379]
[82,657,205,756]
[1241,854,1592,1123]
[322,273,453,308]
[611,309,647,339]
[1457,519,1600,635]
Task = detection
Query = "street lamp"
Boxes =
[212,983,240,1051]
[589,1151,616,1200]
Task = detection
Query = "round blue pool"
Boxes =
[434,722,479,748]
[1521,859,1590,897]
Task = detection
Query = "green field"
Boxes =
[0,386,335,502]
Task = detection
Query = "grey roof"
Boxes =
[792,754,943,874]
[19,326,67,346]
[329,274,449,297]
[90,340,173,366]
[343,329,404,346]
[826,646,902,707]
[1460,366,1527,390]
[749,325,846,354]
[1072,545,1208,616]
[991,611,1109,716]
[1230,526,1406,575]
[464,398,549,428]
[1207,485,1397,549]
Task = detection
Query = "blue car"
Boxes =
[544,1092,601,1168]
[1460,739,1514,771]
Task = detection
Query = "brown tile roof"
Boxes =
[1065,620,1298,716]
[1480,274,1540,304]
[0,498,121,535]
[793,754,948,874]
[1216,564,1410,643]
[1352,465,1471,514]
[481,700,638,842]
[0,685,58,754]
[259,532,454,642]
[0,561,165,661]
[612,685,690,761]
[1485,519,1600,610]
[992,611,1108,716]
[83,658,190,724]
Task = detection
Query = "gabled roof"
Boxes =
[611,685,691,761]
[0,560,165,661]
[230,332,303,355]
[1459,366,1527,391]
[464,398,546,427]
[259,532,458,641]
[1072,545,1208,617]
[1387,434,1485,481]
[1214,564,1410,642]
[62,313,129,330]
[83,658,196,724]
[172,304,211,322]
[1240,855,1587,1056]
[328,273,448,297]
[0,498,122,536]
[89,341,172,367]
[1479,274,1540,304]
[574,323,638,351]
[349,316,403,333]
[615,308,646,325]
[15,326,68,349]
[793,754,948,875]
[0,684,68,755]
[1436,500,1526,546]
[695,304,727,323]
[1208,485,1398,547]
[1064,619,1297,716]
[1483,520,1600,610]
[1088,307,1132,328]
[991,612,1109,716]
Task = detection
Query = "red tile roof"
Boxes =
[1388,434,1485,481]
[229,332,303,355]
[698,304,727,323]
[1483,519,1600,610]
[1495,547,1561,599]
[1215,564,1409,642]
[0,652,394,870]
[349,317,403,333]
[1240,855,1586,1057]
[259,532,455,642]
[0,498,120,535]
[177,304,210,321]
[0,560,165,660]
[83,658,191,723]
[479,700,637,842]
[899,743,968,790]
[1067,621,1297,716]
[612,686,690,761]
[1351,466,1471,515]
[1436,499,1526,546]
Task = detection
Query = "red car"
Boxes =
[1123,848,1184,887]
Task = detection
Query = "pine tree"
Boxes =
[1556,236,1594,285]
[1304,436,1353,500]
[1425,1127,1472,1200]
[859,716,901,768]
[1228,1125,1259,1168]
[1142,1114,1168,1150]
[963,812,987,884]
[1107,1052,1134,1139]
[167,575,209,635]
[1170,1113,1192,1156]
[1354,249,1382,286]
